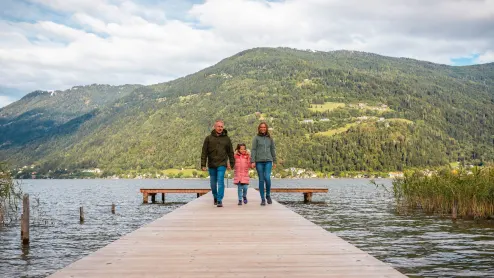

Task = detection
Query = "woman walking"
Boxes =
[250,122,277,206]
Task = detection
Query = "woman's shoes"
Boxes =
[261,199,266,206]
[238,200,242,205]
[243,197,248,204]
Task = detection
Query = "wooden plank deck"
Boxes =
[49,189,406,277]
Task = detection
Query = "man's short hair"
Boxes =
[214,119,224,125]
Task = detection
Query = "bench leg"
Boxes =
[162,193,165,203]
[304,192,313,203]
[143,193,148,204]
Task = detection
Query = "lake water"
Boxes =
[0,179,493,277]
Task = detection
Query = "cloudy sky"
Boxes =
[1,0,493,107]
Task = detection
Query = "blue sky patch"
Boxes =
[451,54,480,66]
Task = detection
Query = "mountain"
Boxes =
[1,47,493,176]
[0,84,141,148]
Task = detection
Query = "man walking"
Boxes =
[201,120,234,207]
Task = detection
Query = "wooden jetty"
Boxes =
[49,188,406,277]
[141,187,328,203]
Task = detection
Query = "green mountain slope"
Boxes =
[0,84,142,149]
[1,48,493,175]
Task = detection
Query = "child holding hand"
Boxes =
[233,143,250,205]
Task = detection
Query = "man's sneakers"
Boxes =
[214,198,218,205]
[243,197,248,204]
[260,199,266,206]
[266,196,272,204]
[238,200,242,206]
[217,201,223,207]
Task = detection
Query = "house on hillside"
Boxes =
[388,172,404,178]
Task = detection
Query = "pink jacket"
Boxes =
[234,151,250,184]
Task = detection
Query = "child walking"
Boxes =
[233,143,250,205]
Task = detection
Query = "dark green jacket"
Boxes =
[251,134,277,163]
[201,129,235,168]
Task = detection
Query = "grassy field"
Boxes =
[309,102,345,112]
[162,169,201,177]
[449,162,460,168]
[387,118,413,124]
[315,123,357,137]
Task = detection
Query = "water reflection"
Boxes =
[0,179,493,277]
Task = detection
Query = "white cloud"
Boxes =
[0,0,493,99]
[477,51,494,64]
[0,96,15,108]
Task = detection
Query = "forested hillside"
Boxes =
[1,48,493,177]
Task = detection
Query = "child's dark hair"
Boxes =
[235,143,246,152]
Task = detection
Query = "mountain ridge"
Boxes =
[1,47,493,176]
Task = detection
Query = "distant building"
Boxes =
[388,172,404,178]
[82,168,102,174]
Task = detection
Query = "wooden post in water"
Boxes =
[452,200,458,221]
[151,193,156,204]
[143,192,148,204]
[162,193,165,203]
[21,194,29,245]
[20,213,23,238]
[111,203,115,214]
[80,207,84,223]
[0,206,4,225]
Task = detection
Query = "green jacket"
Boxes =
[201,129,235,168]
[251,134,277,163]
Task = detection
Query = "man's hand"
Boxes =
[251,163,255,169]
[227,165,231,170]
[273,163,276,169]
[202,167,207,171]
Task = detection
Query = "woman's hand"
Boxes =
[251,163,256,169]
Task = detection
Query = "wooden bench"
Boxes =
[268,188,328,203]
[140,188,328,203]
[140,189,210,203]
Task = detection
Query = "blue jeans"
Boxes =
[208,166,226,202]
[256,161,272,200]
[237,183,248,200]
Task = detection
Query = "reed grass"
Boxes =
[0,162,22,226]
[392,166,494,219]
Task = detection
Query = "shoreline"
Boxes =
[15,177,393,180]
